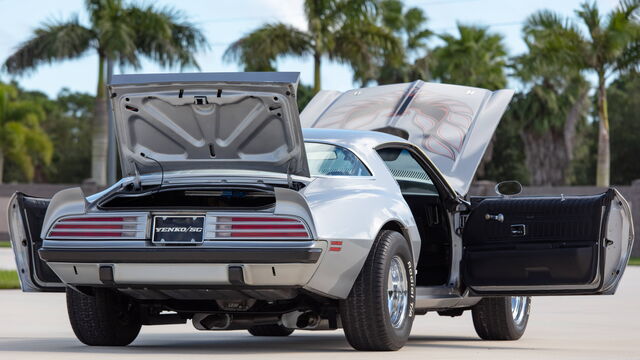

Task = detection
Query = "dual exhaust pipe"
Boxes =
[193,310,321,331]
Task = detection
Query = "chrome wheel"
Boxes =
[387,256,408,328]
[511,296,527,325]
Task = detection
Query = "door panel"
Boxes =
[462,189,633,296]
[7,192,64,292]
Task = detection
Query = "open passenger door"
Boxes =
[7,193,64,292]
[462,189,634,296]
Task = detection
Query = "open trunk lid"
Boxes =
[109,72,309,178]
[300,81,514,196]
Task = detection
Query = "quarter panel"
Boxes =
[40,187,87,240]
[302,173,420,298]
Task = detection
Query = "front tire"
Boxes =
[340,230,416,351]
[471,296,531,340]
[66,287,142,346]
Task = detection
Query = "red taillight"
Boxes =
[60,217,125,222]
[48,215,145,239]
[211,216,310,239]
[49,231,124,237]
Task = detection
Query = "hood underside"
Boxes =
[109,72,309,179]
[300,81,514,195]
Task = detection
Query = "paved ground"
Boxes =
[0,267,638,359]
[0,248,16,270]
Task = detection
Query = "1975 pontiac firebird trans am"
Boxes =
[8,72,634,351]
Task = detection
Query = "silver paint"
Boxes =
[301,82,514,196]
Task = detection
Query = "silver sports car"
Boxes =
[8,72,634,351]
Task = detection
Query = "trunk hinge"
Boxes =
[132,163,142,191]
[286,161,294,189]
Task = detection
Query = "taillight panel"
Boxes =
[204,215,311,240]
[47,214,148,240]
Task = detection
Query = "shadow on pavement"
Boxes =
[0,333,546,354]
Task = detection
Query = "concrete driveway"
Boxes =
[0,267,638,359]
[0,248,16,270]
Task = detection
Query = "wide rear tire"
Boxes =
[66,287,142,346]
[340,230,416,351]
[471,296,531,340]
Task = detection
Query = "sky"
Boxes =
[0,0,621,98]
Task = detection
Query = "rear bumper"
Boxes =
[39,244,324,288]
[47,262,319,287]
[39,247,322,264]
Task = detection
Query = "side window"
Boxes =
[305,142,371,176]
[377,147,438,195]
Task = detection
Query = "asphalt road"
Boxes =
[0,267,639,360]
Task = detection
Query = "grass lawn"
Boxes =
[0,242,11,248]
[0,270,20,289]
[629,258,640,266]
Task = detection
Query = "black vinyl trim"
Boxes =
[39,247,322,264]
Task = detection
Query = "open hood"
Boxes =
[300,81,514,195]
[108,72,309,179]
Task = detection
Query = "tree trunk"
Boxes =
[596,74,610,187]
[563,87,589,163]
[313,52,321,94]
[521,129,570,186]
[521,87,588,186]
[91,54,108,186]
[0,149,4,184]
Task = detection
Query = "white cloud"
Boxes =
[257,0,307,30]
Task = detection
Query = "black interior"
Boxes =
[15,193,63,289]
[462,191,612,288]
[100,185,276,210]
[377,146,452,287]
[404,194,451,286]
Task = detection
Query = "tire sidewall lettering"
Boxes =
[406,259,416,319]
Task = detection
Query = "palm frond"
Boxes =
[223,23,312,72]
[606,0,640,72]
[431,24,507,89]
[576,2,601,35]
[123,5,207,70]
[331,20,401,85]
[523,10,588,68]
[3,17,95,75]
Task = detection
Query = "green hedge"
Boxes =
[0,270,20,289]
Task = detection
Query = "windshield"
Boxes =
[305,142,371,177]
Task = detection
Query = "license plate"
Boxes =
[152,215,205,244]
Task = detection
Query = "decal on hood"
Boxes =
[300,80,514,195]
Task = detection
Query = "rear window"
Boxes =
[305,143,371,177]
[377,147,437,195]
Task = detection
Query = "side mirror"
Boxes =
[495,181,522,196]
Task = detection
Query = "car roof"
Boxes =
[302,128,407,152]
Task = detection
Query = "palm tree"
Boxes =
[524,0,640,186]
[0,83,53,183]
[224,0,399,93]
[376,0,433,84]
[3,0,206,185]
[429,24,508,179]
[430,24,507,89]
[509,24,591,186]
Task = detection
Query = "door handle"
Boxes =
[510,224,526,237]
[484,213,504,222]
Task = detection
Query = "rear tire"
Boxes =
[340,230,416,351]
[471,296,531,340]
[66,287,142,346]
[248,324,294,336]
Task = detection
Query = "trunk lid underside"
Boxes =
[109,72,309,179]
